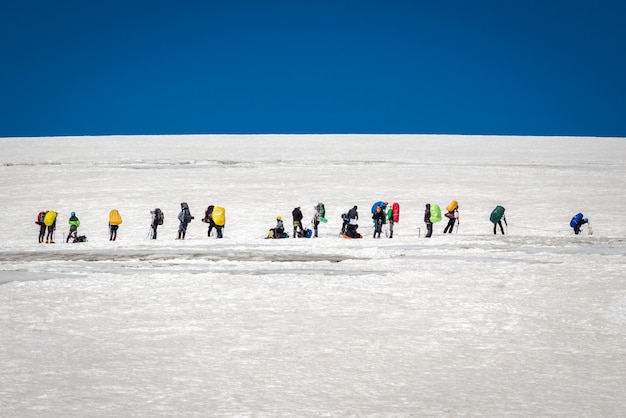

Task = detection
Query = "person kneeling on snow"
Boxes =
[267,216,288,239]
[572,215,589,235]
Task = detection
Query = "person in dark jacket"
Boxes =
[340,213,348,235]
[443,207,459,234]
[150,209,163,239]
[347,205,358,222]
[372,205,385,238]
[292,206,304,238]
[36,211,47,243]
[202,205,215,237]
[573,217,588,235]
[424,204,433,238]
[343,206,361,238]
[177,202,194,240]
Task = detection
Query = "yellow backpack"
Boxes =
[212,206,225,226]
[109,209,122,226]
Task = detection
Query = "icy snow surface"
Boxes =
[1,134,625,416]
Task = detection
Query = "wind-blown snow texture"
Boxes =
[1,135,625,416]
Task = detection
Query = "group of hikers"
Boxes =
[266,201,408,240]
[35,200,592,243]
[35,209,125,243]
[34,203,226,243]
[266,203,326,239]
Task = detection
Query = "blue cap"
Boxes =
[584,218,588,222]
[71,211,75,216]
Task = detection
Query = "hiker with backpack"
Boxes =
[570,213,589,235]
[292,207,305,238]
[211,206,226,239]
[312,202,326,238]
[43,211,57,243]
[424,204,433,238]
[150,208,164,239]
[36,211,47,243]
[177,202,194,240]
[372,205,386,238]
[312,205,320,238]
[108,209,122,241]
[66,211,80,243]
[443,206,459,234]
[490,205,507,235]
[202,205,216,237]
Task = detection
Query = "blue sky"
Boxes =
[1,0,625,137]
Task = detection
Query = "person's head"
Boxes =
[426,203,430,208]
[71,211,75,216]
[353,205,357,210]
[276,216,282,221]
[384,202,388,206]
[584,218,589,222]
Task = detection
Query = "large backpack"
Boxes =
[446,200,458,212]
[371,201,386,214]
[490,206,506,224]
[570,213,584,228]
[391,202,400,222]
[183,209,192,223]
[317,202,325,218]
[109,209,122,226]
[154,208,164,225]
[43,211,57,227]
[180,202,192,223]
[429,204,442,223]
[212,206,226,226]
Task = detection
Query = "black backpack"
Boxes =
[180,202,193,223]
[154,208,164,225]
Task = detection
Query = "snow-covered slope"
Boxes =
[1,134,625,416]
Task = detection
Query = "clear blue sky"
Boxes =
[1,0,625,137]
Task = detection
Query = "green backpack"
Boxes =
[430,204,442,223]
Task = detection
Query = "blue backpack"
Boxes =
[570,213,584,228]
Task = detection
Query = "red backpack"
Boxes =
[37,211,46,224]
